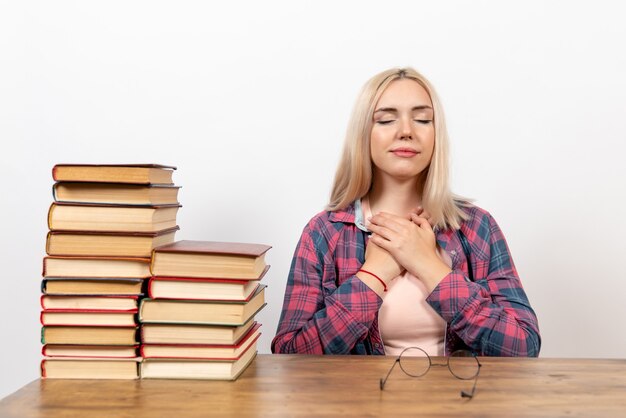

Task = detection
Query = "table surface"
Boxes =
[1,354,626,417]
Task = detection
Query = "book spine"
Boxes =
[41,327,46,345]
[147,278,154,299]
[40,295,46,309]
[40,359,47,378]
[45,232,52,255]
[51,183,58,201]
[51,165,58,182]
[139,345,146,358]
[47,203,55,230]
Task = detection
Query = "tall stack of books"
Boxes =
[139,240,270,380]
[40,164,181,379]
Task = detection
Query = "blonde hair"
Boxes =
[327,67,469,230]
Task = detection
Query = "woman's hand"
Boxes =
[367,211,451,292]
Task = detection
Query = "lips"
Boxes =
[390,148,419,157]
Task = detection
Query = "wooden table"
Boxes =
[1,355,625,417]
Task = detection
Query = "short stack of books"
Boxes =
[41,164,181,379]
[139,240,270,380]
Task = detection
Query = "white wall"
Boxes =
[1,0,625,399]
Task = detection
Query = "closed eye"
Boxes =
[376,120,395,125]
[415,119,432,124]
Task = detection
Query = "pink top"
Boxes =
[362,198,450,357]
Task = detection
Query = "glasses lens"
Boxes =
[448,350,479,380]
[398,347,430,377]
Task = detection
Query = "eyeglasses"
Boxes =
[379,347,482,399]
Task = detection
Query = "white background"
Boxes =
[1,0,625,399]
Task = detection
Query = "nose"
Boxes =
[399,116,413,140]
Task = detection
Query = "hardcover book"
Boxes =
[41,357,140,379]
[151,240,271,279]
[46,227,179,257]
[43,256,151,279]
[147,275,265,301]
[48,203,180,233]
[52,164,176,185]
[41,295,139,311]
[42,344,139,358]
[139,285,266,325]
[41,326,138,345]
[140,341,257,380]
[53,182,180,205]
[40,310,137,327]
[42,278,144,295]
[140,320,257,345]
[141,323,261,360]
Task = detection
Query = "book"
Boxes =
[41,310,137,327]
[139,285,266,325]
[41,357,140,379]
[41,295,138,310]
[151,240,272,279]
[53,182,180,205]
[141,324,261,359]
[46,227,179,257]
[140,340,257,380]
[42,344,139,358]
[42,278,143,295]
[141,320,257,345]
[52,164,176,185]
[147,275,265,301]
[48,203,180,233]
[43,256,151,279]
[42,326,137,345]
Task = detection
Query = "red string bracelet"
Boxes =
[358,269,387,292]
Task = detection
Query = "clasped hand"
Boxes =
[364,208,449,290]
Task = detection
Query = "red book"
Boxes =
[41,295,139,311]
[147,267,269,301]
[141,323,261,360]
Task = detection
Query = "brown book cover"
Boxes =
[40,295,139,311]
[52,182,181,205]
[48,202,181,233]
[52,164,176,185]
[40,310,138,327]
[46,226,179,257]
[151,241,271,279]
[153,240,272,256]
[43,256,151,278]
[42,278,144,296]
[42,344,139,359]
[41,326,138,345]
[41,357,141,379]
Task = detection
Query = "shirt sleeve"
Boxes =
[271,221,382,354]
[426,210,541,357]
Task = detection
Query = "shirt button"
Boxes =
[374,343,381,348]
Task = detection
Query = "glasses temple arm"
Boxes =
[379,358,400,390]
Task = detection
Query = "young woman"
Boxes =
[271,68,541,357]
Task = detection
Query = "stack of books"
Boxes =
[139,240,270,380]
[40,164,181,379]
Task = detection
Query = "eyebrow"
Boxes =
[374,105,433,113]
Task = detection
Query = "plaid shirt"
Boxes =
[271,200,541,356]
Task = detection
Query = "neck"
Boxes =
[367,174,422,216]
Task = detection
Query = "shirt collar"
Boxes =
[328,199,370,233]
